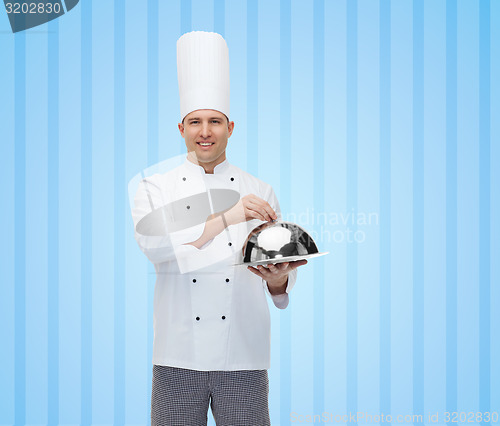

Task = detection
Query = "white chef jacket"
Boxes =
[131,158,297,371]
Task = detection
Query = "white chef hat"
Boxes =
[177,31,230,122]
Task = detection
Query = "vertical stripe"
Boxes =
[456,2,480,412]
[0,19,15,422]
[322,0,347,415]
[490,1,500,420]
[47,18,60,426]
[446,0,458,421]
[346,0,358,415]
[422,0,447,415]
[313,0,325,416]
[246,0,258,175]
[392,0,415,412]
[114,0,126,424]
[25,28,49,423]
[181,0,191,36]
[81,0,93,424]
[148,0,159,166]
[124,1,149,421]
[357,1,379,415]
[379,0,391,417]
[214,0,225,37]
[148,1,160,424]
[491,0,500,418]
[413,0,424,419]
[14,29,26,426]
[479,1,491,424]
[178,0,191,211]
[57,8,82,421]
[280,1,292,424]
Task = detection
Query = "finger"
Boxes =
[248,196,277,221]
[246,203,268,222]
[261,202,278,221]
[247,266,265,279]
[256,264,272,276]
[247,199,271,222]
[243,198,264,219]
[289,259,308,270]
[278,262,290,270]
[255,200,277,222]
[247,206,267,222]
[267,264,279,273]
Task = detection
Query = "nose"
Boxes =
[200,122,211,138]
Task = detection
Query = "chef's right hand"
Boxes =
[225,194,277,226]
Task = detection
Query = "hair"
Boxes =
[182,112,230,125]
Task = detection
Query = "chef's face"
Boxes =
[178,109,234,174]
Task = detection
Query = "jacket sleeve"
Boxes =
[131,176,239,273]
[131,176,207,267]
[261,184,297,310]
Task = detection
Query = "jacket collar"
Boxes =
[184,157,230,175]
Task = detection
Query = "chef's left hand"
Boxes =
[247,260,307,295]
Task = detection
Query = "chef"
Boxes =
[131,31,307,426]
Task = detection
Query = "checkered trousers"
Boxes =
[151,365,271,426]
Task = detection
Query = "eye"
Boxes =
[190,120,199,124]
[211,120,221,124]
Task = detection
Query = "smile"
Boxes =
[197,142,214,146]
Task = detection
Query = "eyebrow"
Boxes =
[187,117,223,121]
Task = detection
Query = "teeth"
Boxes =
[199,143,213,146]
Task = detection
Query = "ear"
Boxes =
[227,121,235,138]
[178,122,185,137]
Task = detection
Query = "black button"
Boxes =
[186,205,190,209]
[192,279,196,283]
[182,177,186,181]
[225,278,230,283]
[222,316,226,320]
[230,177,234,181]
[196,317,200,321]
[228,242,232,247]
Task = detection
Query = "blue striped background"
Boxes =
[0,1,499,425]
